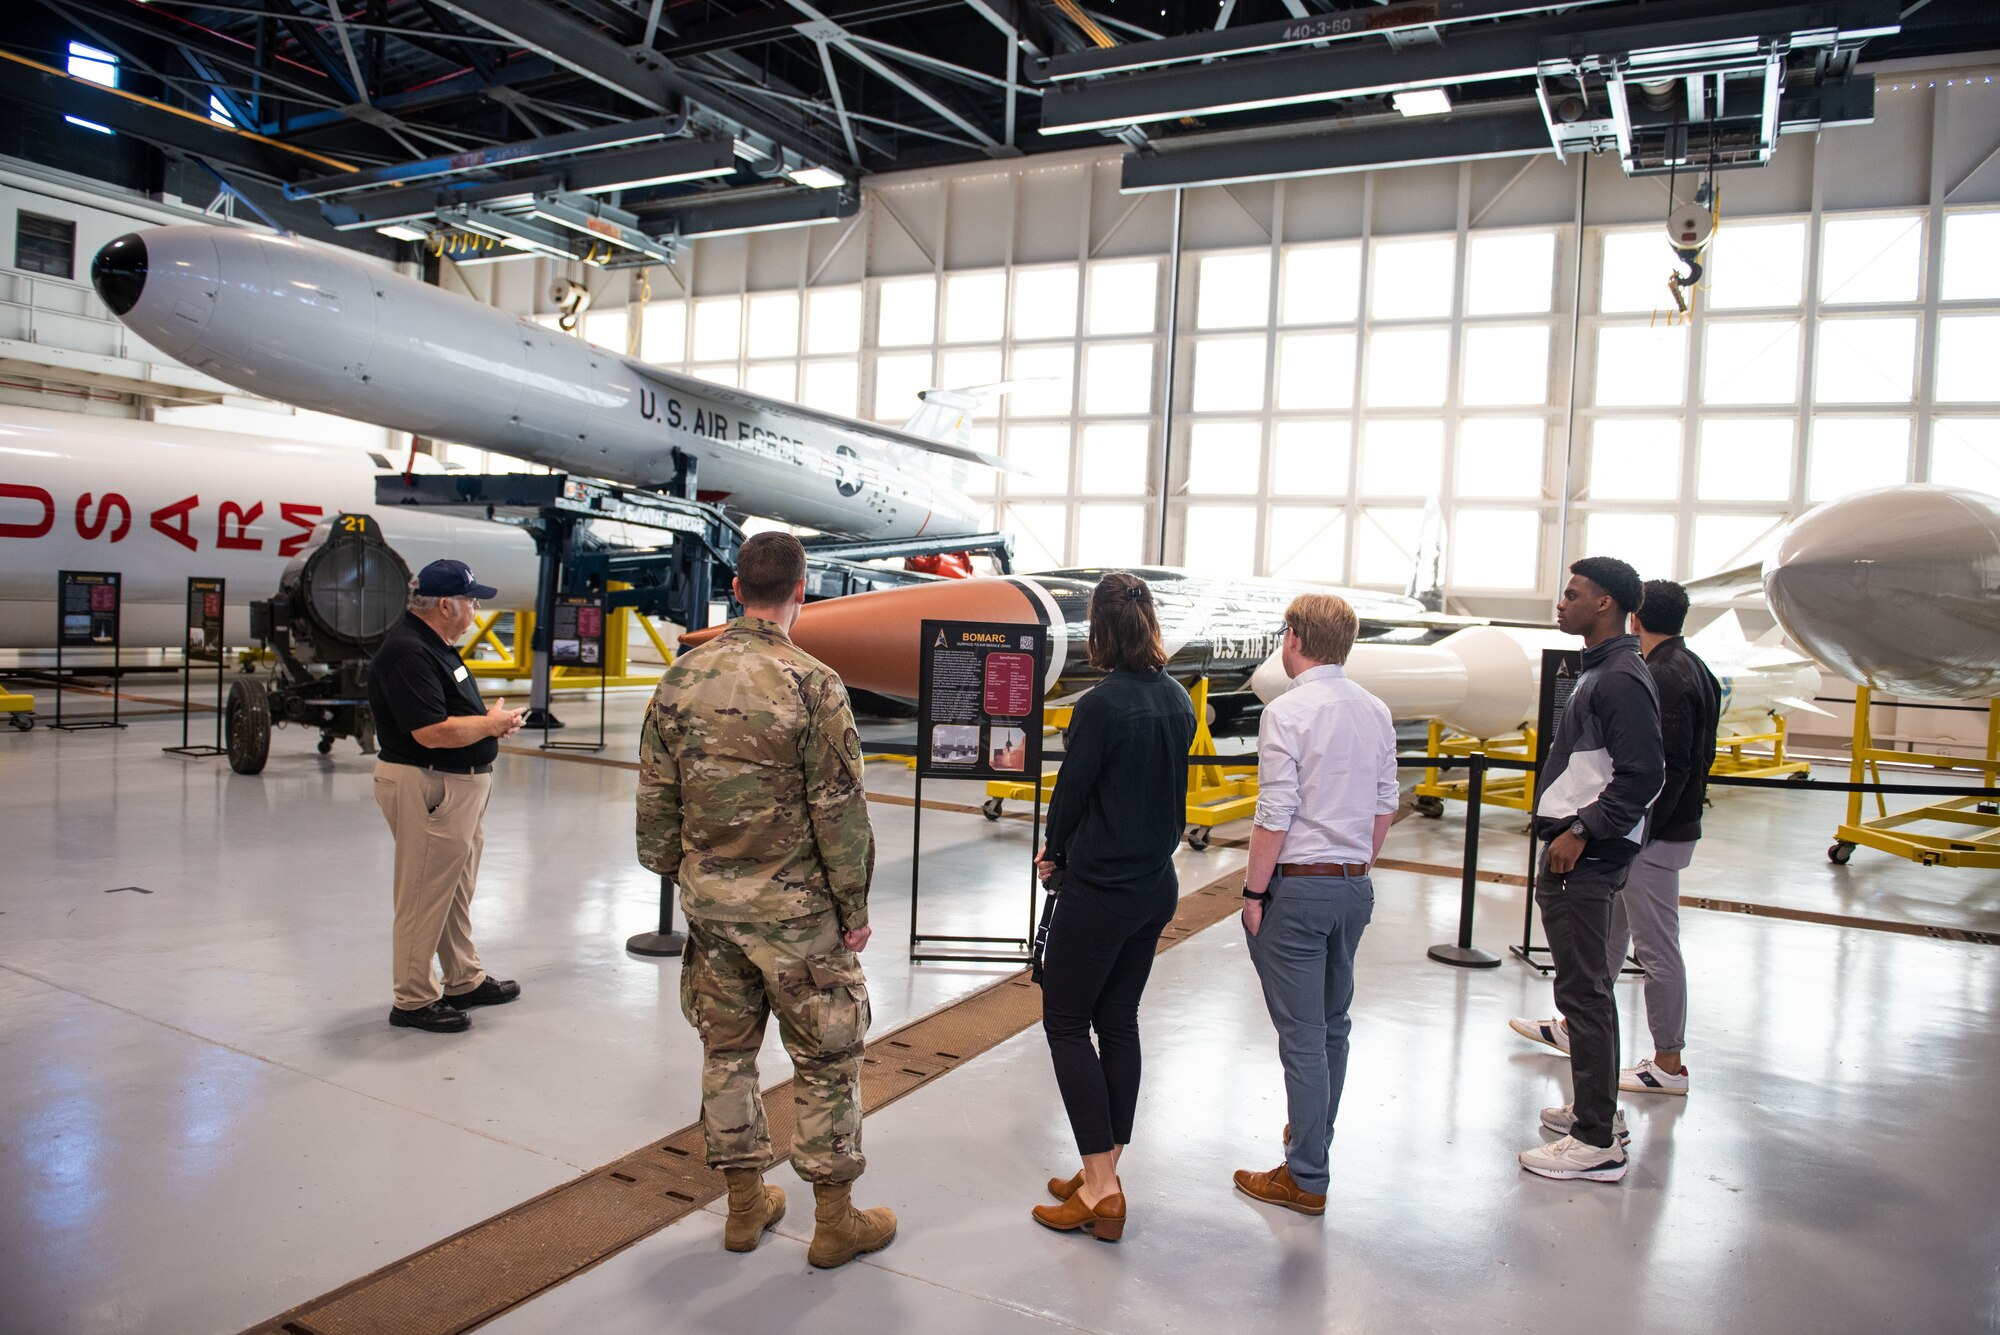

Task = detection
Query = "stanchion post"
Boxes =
[1429,753,1502,968]
[626,874,686,956]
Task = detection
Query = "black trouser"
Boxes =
[1536,849,1631,1149]
[1040,879,1177,1156]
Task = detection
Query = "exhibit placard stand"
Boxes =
[542,593,607,753]
[51,570,126,731]
[164,577,227,758]
[909,618,1047,964]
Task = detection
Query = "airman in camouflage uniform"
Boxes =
[637,530,895,1268]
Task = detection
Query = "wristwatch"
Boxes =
[1568,819,1588,840]
[1242,885,1272,905]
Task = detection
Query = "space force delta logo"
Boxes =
[1,484,323,555]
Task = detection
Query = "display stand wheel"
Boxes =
[226,679,272,775]
[9,713,31,732]
[981,797,1004,821]
[317,735,334,755]
[1828,841,1855,865]
[1185,825,1212,852]
[1788,770,1812,783]
[1414,795,1446,819]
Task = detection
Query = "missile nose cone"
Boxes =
[92,233,148,316]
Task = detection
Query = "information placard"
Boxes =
[1534,648,1583,772]
[549,593,605,667]
[60,570,120,646]
[186,577,225,663]
[916,619,1046,781]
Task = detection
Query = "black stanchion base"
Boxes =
[1428,943,1502,968]
[524,709,566,730]
[1509,944,1557,974]
[50,721,126,731]
[162,745,226,757]
[625,929,686,957]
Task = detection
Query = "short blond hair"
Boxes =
[1285,593,1358,666]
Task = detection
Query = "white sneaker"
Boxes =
[1508,1016,1570,1054]
[1518,1133,1628,1183]
[1540,1103,1630,1143]
[1621,1059,1690,1096]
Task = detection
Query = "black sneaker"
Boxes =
[390,1000,470,1033]
[442,977,520,1010]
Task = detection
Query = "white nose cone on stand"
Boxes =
[1252,625,1563,741]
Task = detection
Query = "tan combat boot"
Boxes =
[806,1182,897,1269]
[722,1169,786,1253]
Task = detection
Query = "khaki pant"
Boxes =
[373,760,490,1009]
[681,910,869,1183]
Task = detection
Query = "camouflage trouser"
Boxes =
[680,910,870,1183]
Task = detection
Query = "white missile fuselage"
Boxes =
[0,404,538,648]
[94,227,985,541]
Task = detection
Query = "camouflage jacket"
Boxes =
[637,616,875,928]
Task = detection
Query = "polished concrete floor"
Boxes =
[3,675,1999,1334]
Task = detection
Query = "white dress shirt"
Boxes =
[1254,663,1399,864]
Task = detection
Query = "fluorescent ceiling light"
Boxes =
[375,223,430,242]
[1392,88,1452,117]
[787,166,846,190]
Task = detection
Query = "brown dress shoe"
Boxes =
[1047,1171,1083,1202]
[1233,1163,1326,1216]
[1032,1187,1126,1241]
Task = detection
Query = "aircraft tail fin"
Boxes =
[900,380,1044,448]
[1405,497,1446,612]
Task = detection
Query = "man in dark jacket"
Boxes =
[1514,557,1663,1184]
[1615,580,1720,1097]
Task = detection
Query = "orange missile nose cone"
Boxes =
[676,578,1046,699]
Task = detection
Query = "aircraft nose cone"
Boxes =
[92,233,147,315]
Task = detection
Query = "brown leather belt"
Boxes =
[1277,862,1369,878]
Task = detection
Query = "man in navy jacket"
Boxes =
[1516,557,1663,1184]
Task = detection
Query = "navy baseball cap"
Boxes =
[415,559,498,600]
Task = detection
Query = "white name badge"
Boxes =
[453,665,469,682]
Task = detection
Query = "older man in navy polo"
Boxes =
[369,560,527,1033]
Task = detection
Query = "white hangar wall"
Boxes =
[511,57,2000,629]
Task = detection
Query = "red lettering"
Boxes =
[217,499,265,552]
[75,492,132,543]
[150,494,199,551]
[278,502,323,557]
[0,483,54,539]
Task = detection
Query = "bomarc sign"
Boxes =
[916,618,1048,783]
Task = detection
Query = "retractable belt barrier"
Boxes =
[865,741,2000,969]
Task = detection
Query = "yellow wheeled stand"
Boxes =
[1412,722,1537,818]
[974,705,1074,811]
[1,683,34,731]
[459,585,680,689]
[1709,713,1809,780]
[978,680,1257,851]
[1829,686,2000,867]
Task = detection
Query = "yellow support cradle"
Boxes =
[1413,720,1538,817]
[1708,713,1810,781]
[1829,685,2000,868]
[0,683,33,730]
[459,584,679,690]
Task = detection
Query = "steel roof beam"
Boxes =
[674,0,957,57]
[786,0,1002,149]
[288,114,686,199]
[431,0,855,169]
[640,185,860,238]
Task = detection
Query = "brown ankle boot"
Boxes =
[722,1169,785,1253]
[1031,1184,1126,1241]
[807,1182,897,1269]
[1047,1171,1083,1202]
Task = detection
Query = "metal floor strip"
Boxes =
[242,866,1250,1335]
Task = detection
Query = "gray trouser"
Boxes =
[1245,873,1373,1194]
[1607,839,1693,1054]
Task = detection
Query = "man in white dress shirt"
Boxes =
[1233,594,1400,1215]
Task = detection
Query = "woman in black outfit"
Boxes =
[1031,572,1197,1242]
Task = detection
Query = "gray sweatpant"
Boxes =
[1607,839,1694,1054]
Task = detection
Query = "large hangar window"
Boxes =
[15,213,75,279]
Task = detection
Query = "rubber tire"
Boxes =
[227,679,272,775]
[981,798,1003,822]
[9,713,30,732]
[1828,841,1855,865]
[1185,826,1212,852]
[1415,796,1446,819]
[1788,770,1811,783]
[317,736,334,755]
